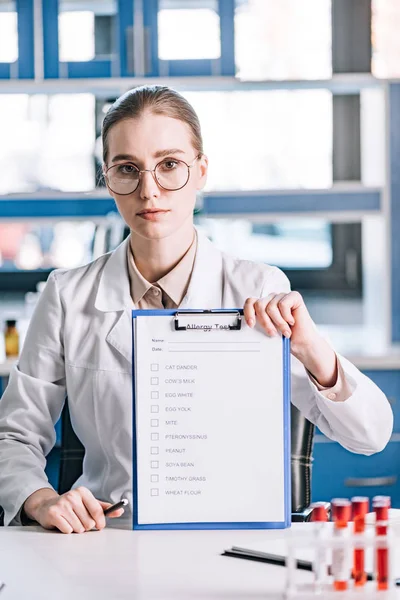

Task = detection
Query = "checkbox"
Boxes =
[151,432,159,441]
[150,461,159,469]
[151,474,159,483]
[151,377,159,385]
[150,419,159,427]
[151,405,159,413]
[151,488,159,496]
[151,446,159,455]
[151,364,159,372]
[151,391,159,400]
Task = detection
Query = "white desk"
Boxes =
[0,524,399,600]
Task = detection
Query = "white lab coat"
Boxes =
[0,232,393,526]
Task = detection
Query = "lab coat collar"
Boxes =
[94,237,133,312]
[95,228,224,365]
[95,228,224,313]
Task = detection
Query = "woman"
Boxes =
[0,86,393,533]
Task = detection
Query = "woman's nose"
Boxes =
[139,170,160,200]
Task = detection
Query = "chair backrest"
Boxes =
[58,401,85,495]
[290,403,315,512]
[59,401,315,512]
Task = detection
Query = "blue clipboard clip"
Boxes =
[174,309,242,331]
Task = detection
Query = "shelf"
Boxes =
[0,74,395,97]
[0,186,383,220]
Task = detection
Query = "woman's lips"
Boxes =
[137,210,170,221]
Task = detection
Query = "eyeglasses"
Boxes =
[104,154,201,195]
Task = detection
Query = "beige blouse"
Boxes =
[127,232,197,309]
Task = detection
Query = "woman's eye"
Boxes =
[118,164,136,174]
[161,160,178,170]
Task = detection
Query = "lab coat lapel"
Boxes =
[94,237,134,365]
[94,231,225,364]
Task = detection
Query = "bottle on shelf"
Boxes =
[4,319,19,358]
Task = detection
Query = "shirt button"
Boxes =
[327,392,336,400]
[152,288,160,296]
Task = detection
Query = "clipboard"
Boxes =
[131,308,291,530]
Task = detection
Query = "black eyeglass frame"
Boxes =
[104,154,202,195]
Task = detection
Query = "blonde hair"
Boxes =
[102,85,203,164]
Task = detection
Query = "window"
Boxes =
[0,220,96,271]
[58,0,117,63]
[184,90,332,190]
[372,0,400,78]
[0,94,95,194]
[195,217,362,295]
[158,0,220,60]
[235,0,332,80]
[0,220,99,294]
[0,0,17,63]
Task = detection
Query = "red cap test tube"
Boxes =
[331,499,352,591]
[310,502,329,522]
[351,496,369,586]
[372,495,391,508]
[374,502,390,591]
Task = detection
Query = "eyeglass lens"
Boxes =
[107,159,190,193]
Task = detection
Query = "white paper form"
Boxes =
[133,311,290,528]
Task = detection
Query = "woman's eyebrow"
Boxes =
[111,149,186,164]
[153,148,185,158]
[111,153,138,163]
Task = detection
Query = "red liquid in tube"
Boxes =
[374,502,389,591]
[332,499,352,591]
[351,496,369,587]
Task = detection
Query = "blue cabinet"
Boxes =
[312,369,400,507]
[363,370,400,431]
[312,438,400,507]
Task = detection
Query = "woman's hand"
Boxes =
[23,487,125,534]
[243,292,338,388]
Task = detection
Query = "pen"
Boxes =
[103,498,129,516]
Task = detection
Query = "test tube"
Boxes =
[310,502,329,593]
[331,498,352,591]
[374,502,390,591]
[372,495,391,508]
[351,496,369,587]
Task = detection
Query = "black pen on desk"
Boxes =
[104,498,128,516]
[221,550,380,583]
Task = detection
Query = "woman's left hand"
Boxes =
[243,292,338,388]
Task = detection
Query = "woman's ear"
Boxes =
[196,154,208,191]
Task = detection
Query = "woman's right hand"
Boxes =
[23,487,125,533]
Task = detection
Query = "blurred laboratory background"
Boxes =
[0,0,400,503]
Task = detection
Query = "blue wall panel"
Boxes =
[202,190,381,215]
[43,0,59,78]
[119,0,134,77]
[0,64,11,79]
[0,199,119,219]
[66,61,112,79]
[219,0,235,76]
[17,0,34,79]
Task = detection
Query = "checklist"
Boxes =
[132,310,291,530]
